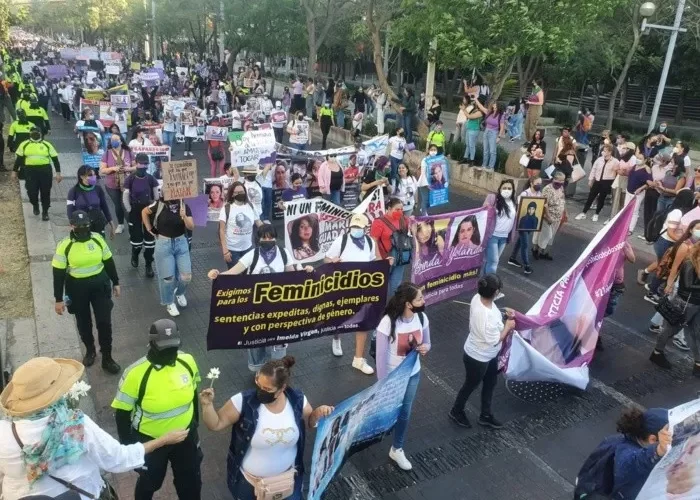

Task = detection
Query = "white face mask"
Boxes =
[500,189,513,199]
[429,151,437,157]
[693,229,700,240]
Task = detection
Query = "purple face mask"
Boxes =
[86,176,97,186]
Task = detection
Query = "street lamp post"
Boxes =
[640,0,687,134]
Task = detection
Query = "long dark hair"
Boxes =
[290,215,320,252]
[383,282,422,342]
[495,179,514,218]
[74,164,95,189]
[666,220,700,264]
[225,181,247,203]
[672,189,696,214]
[451,215,481,246]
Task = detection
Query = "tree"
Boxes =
[300,0,353,75]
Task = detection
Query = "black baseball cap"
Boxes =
[135,153,149,165]
[69,210,91,228]
[149,319,181,350]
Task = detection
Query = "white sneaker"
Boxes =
[332,338,343,357]
[176,294,188,307]
[574,213,586,221]
[352,357,374,375]
[115,224,124,234]
[591,214,599,222]
[166,303,180,317]
[495,292,505,301]
[603,219,610,225]
[389,447,412,471]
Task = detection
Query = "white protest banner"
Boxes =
[86,71,97,82]
[161,159,199,200]
[105,64,121,76]
[110,94,130,108]
[98,101,116,125]
[140,71,160,82]
[131,145,171,178]
[228,129,276,167]
[100,51,121,61]
[60,48,78,60]
[21,61,39,74]
[283,187,385,264]
[637,398,700,500]
[270,110,286,124]
[176,66,188,75]
[166,99,186,117]
[154,60,164,69]
[205,126,228,142]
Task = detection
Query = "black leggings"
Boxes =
[185,137,193,152]
[582,179,614,215]
[61,102,71,121]
[451,353,498,417]
[643,188,660,234]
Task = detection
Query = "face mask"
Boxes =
[693,230,700,240]
[500,189,512,198]
[390,210,402,220]
[429,151,437,157]
[135,166,147,177]
[533,184,542,192]
[660,126,667,132]
[111,140,121,148]
[350,228,364,239]
[411,304,426,314]
[85,176,97,186]
[256,388,277,405]
[73,226,91,241]
[398,131,404,137]
[297,115,303,120]
[259,241,276,251]
[30,133,41,141]
[552,182,563,189]
[234,193,246,202]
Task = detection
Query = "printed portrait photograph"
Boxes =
[288,214,320,261]
[516,196,545,232]
[448,212,486,249]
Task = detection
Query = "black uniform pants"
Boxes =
[0,123,4,167]
[452,353,498,417]
[61,102,71,121]
[24,165,53,211]
[135,427,202,500]
[128,204,155,263]
[67,273,114,353]
[582,179,614,215]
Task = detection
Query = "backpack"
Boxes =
[247,246,289,274]
[339,233,374,256]
[644,206,673,243]
[583,116,593,132]
[573,435,621,499]
[379,216,413,266]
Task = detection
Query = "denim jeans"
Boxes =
[247,345,287,372]
[162,130,175,148]
[482,129,498,169]
[154,236,192,305]
[507,113,523,139]
[393,372,420,449]
[510,231,532,266]
[389,156,401,181]
[327,190,341,206]
[261,187,273,221]
[657,195,674,213]
[403,114,414,143]
[388,264,407,297]
[293,143,306,151]
[464,129,479,161]
[418,186,430,215]
[226,248,252,270]
[336,110,345,129]
[484,235,509,274]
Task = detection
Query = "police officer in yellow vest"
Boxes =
[7,109,33,152]
[25,94,50,134]
[318,100,335,149]
[52,210,122,374]
[112,319,203,500]
[426,120,446,155]
[13,127,61,221]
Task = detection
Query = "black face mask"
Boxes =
[245,175,256,182]
[259,241,275,251]
[256,388,278,405]
[147,346,179,366]
[73,226,91,242]
[234,193,246,202]
[411,305,426,314]
[30,133,41,141]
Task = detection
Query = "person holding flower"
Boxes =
[0,357,188,500]
[199,356,334,500]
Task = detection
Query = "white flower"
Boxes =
[206,367,220,380]
[67,381,91,402]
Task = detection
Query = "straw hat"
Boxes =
[0,358,84,418]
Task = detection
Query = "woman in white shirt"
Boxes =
[0,357,187,500]
[482,179,516,275]
[219,181,263,269]
[128,126,154,149]
[286,112,310,151]
[199,356,333,500]
[391,163,418,216]
[375,283,431,471]
[417,144,438,215]
[387,127,406,179]
[449,274,516,429]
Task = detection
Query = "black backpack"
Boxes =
[644,206,673,243]
[247,246,289,274]
[379,216,413,266]
[573,435,621,499]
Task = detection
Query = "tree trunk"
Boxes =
[443,69,454,110]
[366,0,398,103]
[639,80,649,120]
[593,84,600,115]
[577,80,587,110]
[605,10,640,130]
[488,57,517,102]
[306,15,317,77]
[516,56,539,97]
[618,78,628,118]
[675,86,685,125]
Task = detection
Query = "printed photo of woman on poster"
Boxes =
[450,215,482,249]
[415,221,445,264]
[289,214,320,261]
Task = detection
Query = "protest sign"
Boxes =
[130,145,171,177]
[637,398,700,500]
[270,110,286,124]
[500,200,635,390]
[76,125,104,170]
[60,48,78,60]
[411,207,494,306]
[296,121,310,144]
[130,61,141,71]
[203,178,230,222]
[275,142,356,159]
[82,89,106,101]
[105,64,120,76]
[176,66,188,75]
[185,194,209,227]
[47,51,55,58]
[283,188,385,264]
[45,65,68,79]
[308,352,419,500]
[362,134,389,156]
[154,60,164,69]
[100,51,121,61]
[205,126,228,142]
[140,71,160,83]
[516,197,545,231]
[21,61,39,74]
[161,159,198,200]
[180,109,195,126]
[110,94,130,108]
[86,70,97,82]
[229,129,276,167]
[166,99,186,117]
[79,47,99,60]
[79,98,101,118]
[425,155,449,206]
[207,260,389,350]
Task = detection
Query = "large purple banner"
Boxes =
[499,199,636,390]
[207,261,389,350]
[411,207,494,305]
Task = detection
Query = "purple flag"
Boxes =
[500,199,636,389]
[185,195,208,227]
[45,65,68,79]
[411,207,494,306]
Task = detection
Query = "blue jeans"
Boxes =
[482,129,498,170]
[388,263,407,298]
[336,110,345,129]
[510,231,532,267]
[293,143,306,151]
[507,113,523,139]
[247,345,287,372]
[327,190,341,206]
[403,114,414,143]
[657,195,674,213]
[464,129,479,161]
[390,156,401,181]
[484,235,509,274]
[418,186,430,215]
[154,236,192,305]
[162,130,175,148]
[261,187,273,221]
[393,372,420,449]
[226,248,252,270]
[648,237,675,294]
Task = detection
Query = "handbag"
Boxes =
[519,154,530,167]
[655,294,690,326]
[571,163,586,183]
[242,467,296,500]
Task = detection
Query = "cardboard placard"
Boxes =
[161,159,198,200]
[176,66,188,75]
[105,64,120,76]
[110,94,130,108]
[131,61,141,71]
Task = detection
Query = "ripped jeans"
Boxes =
[154,235,192,305]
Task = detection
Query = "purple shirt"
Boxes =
[100,149,134,189]
[627,167,652,194]
[485,113,502,131]
[124,173,158,205]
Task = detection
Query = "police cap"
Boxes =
[149,319,181,350]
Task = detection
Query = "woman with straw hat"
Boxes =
[0,357,188,500]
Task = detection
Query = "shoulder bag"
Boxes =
[655,293,690,326]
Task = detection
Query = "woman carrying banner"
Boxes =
[371,198,409,297]
[208,224,314,370]
[375,282,431,471]
[326,214,382,374]
[219,181,264,269]
[449,274,516,429]
[199,356,333,500]
[319,154,345,206]
[99,133,134,234]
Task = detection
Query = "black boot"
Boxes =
[32,203,40,215]
[83,346,97,367]
[41,210,49,221]
[102,352,121,374]
[131,250,140,268]
[145,262,155,278]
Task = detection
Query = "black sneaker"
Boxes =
[102,355,121,374]
[649,350,672,370]
[32,204,40,216]
[649,324,662,334]
[478,414,504,429]
[523,266,533,275]
[41,212,50,221]
[448,408,472,428]
[145,263,155,278]
[83,348,97,367]
[532,248,540,260]
[508,258,522,268]
[595,337,604,352]
[693,365,700,378]
[542,253,553,261]
[131,254,139,268]
[644,293,660,306]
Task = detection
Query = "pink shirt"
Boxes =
[292,81,303,95]
[100,149,134,189]
[588,156,620,182]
